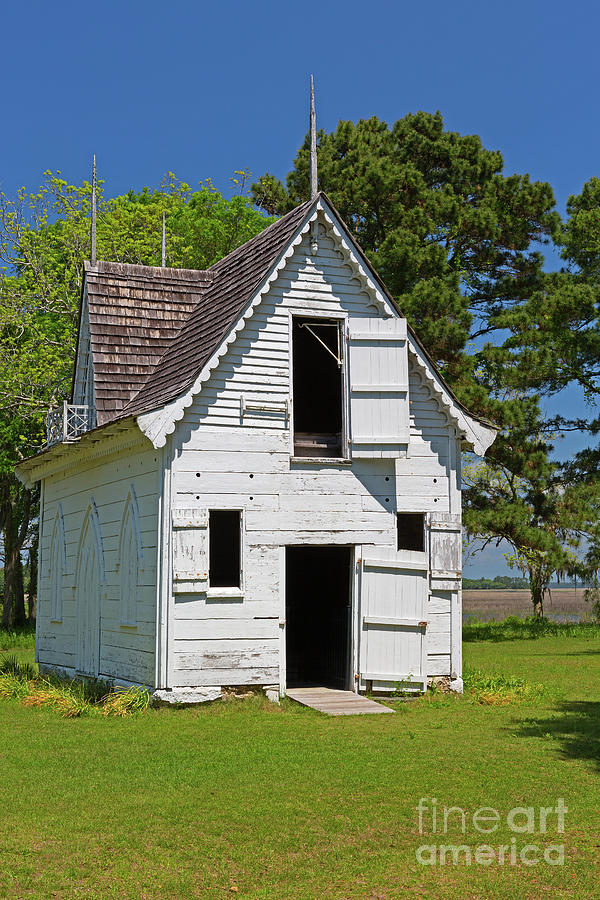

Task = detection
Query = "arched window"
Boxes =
[119,489,143,627]
[49,505,66,622]
[76,501,104,676]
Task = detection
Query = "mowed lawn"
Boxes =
[0,631,598,899]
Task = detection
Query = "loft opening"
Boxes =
[209,510,241,588]
[292,317,343,457]
[285,546,352,690]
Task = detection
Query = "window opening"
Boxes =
[292,317,343,458]
[209,510,241,588]
[397,513,425,552]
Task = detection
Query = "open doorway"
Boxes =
[292,317,343,457]
[285,546,352,689]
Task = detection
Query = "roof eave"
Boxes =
[15,415,140,488]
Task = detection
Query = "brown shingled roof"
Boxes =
[82,262,212,424]
[120,197,315,417]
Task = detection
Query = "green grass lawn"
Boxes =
[0,628,598,899]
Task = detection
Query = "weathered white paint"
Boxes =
[348,315,409,458]
[72,286,96,417]
[163,217,467,692]
[36,436,159,686]
[119,488,144,626]
[49,504,66,623]
[76,501,104,676]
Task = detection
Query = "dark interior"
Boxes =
[397,513,425,552]
[209,510,241,587]
[292,317,343,457]
[286,546,351,689]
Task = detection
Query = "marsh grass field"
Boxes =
[0,622,598,899]
[464,588,593,623]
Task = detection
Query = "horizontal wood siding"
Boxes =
[39,440,159,686]
[169,219,461,687]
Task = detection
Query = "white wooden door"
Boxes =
[359,551,428,691]
[347,315,409,458]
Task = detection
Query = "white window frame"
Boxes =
[206,507,245,599]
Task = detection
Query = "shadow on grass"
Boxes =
[512,701,600,770]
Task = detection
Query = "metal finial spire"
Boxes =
[309,74,318,199]
[161,212,166,267]
[91,155,97,267]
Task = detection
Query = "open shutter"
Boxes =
[429,514,462,591]
[359,552,428,691]
[347,316,409,458]
[172,508,208,594]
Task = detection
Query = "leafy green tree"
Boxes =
[0,170,274,624]
[462,399,600,616]
[255,112,600,612]
[253,111,558,394]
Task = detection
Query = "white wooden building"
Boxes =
[16,192,495,701]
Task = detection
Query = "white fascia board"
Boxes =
[408,337,496,455]
[15,418,144,488]
[315,198,398,318]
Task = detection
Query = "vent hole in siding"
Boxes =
[385,476,390,482]
[196,473,201,478]
[196,495,200,500]
[249,496,254,501]
[249,473,254,479]
[434,498,438,502]
[385,498,389,503]
[433,478,437,483]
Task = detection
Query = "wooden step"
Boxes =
[286,686,393,716]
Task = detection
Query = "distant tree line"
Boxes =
[463,576,531,591]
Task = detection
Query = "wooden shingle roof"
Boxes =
[80,198,315,424]
[120,198,314,417]
[84,262,212,425]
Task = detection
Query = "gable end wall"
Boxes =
[167,222,462,689]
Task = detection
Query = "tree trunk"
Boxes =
[1,477,33,629]
[2,501,17,628]
[528,564,545,618]
[14,555,26,626]
[28,529,38,624]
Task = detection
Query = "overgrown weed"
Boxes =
[0,625,36,650]
[0,655,150,718]
[463,667,551,706]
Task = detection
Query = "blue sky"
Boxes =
[2,0,598,576]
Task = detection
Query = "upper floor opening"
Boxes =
[292,316,344,458]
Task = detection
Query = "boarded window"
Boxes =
[120,493,142,626]
[397,513,425,552]
[292,317,343,458]
[49,506,66,622]
[209,510,241,588]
